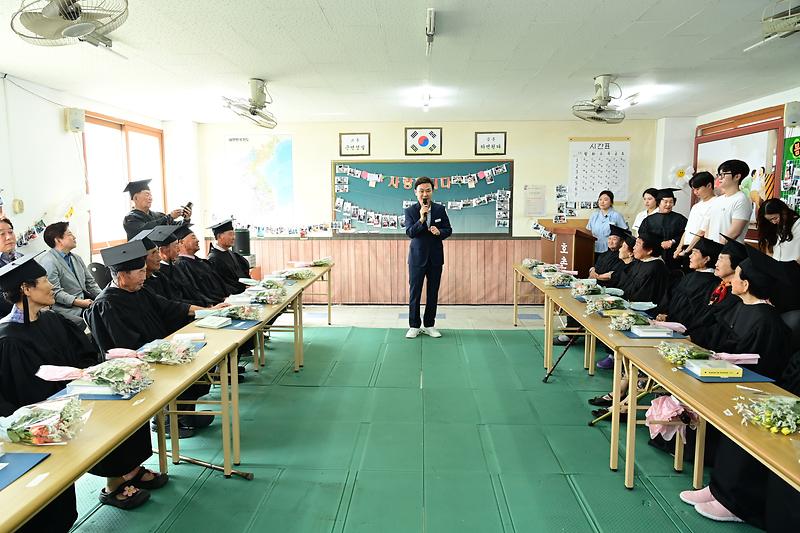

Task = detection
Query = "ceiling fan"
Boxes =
[11,0,128,48]
[223,79,278,129]
[572,74,626,124]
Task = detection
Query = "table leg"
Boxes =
[169,400,180,465]
[513,270,519,327]
[297,291,305,368]
[229,350,241,465]
[543,296,552,370]
[674,432,684,472]
[293,296,301,372]
[586,333,596,376]
[624,359,639,489]
[220,352,232,477]
[327,269,332,325]
[156,409,168,474]
[693,418,707,489]
[610,349,622,471]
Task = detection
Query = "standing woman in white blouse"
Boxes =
[631,188,659,237]
[757,199,800,263]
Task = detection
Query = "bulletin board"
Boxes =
[568,137,630,203]
[331,160,513,235]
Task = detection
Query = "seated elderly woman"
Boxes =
[0,254,107,531]
[679,246,794,527]
[0,217,22,317]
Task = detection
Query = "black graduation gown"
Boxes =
[706,302,793,529]
[638,212,688,271]
[607,260,634,290]
[768,260,800,314]
[594,250,625,287]
[145,267,211,308]
[158,261,214,306]
[207,247,250,295]
[656,270,718,324]
[685,291,741,349]
[616,258,670,304]
[84,285,191,477]
[174,255,230,303]
[122,209,176,240]
[0,311,100,533]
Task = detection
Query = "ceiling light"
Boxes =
[422,90,431,112]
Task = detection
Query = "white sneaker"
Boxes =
[405,328,421,339]
[423,327,442,338]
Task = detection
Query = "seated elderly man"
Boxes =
[38,221,102,327]
[87,240,227,437]
[207,219,251,295]
[174,225,230,304]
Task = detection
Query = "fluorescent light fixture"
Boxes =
[422,90,431,111]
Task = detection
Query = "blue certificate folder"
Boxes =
[0,452,50,491]
[223,319,261,330]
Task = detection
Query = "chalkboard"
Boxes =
[331,160,513,235]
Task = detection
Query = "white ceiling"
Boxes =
[0,0,798,123]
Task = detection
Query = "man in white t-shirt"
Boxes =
[674,171,717,259]
[705,159,753,244]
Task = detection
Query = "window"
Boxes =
[83,113,166,252]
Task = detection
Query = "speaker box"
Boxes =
[234,228,251,256]
[785,101,800,127]
[64,108,85,133]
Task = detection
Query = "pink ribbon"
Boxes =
[650,320,687,334]
[35,365,86,381]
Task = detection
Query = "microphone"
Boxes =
[422,198,429,220]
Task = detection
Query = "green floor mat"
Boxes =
[357,422,423,471]
[342,471,423,533]
[424,423,489,472]
[499,473,595,533]
[484,424,562,474]
[424,471,504,533]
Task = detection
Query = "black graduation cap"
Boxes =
[172,223,194,241]
[123,179,151,198]
[130,229,157,250]
[0,252,46,293]
[742,245,795,287]
[608,224,631,239]
[690,233,724,262]
[656,188,680,202]
[101,240,148,272]
[719,234,748,268]
[209,219,234,237]
[145,225,178,247]
[637,230,663,254]
[623,234,637,250]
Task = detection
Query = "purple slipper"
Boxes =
[596,355,614,370]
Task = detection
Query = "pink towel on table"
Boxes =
[650,321,687,334]
[558,269,578,275]
[35,365,86,381]
[106,348,141,360]
[712,352,760,365]
[645,395,696,441]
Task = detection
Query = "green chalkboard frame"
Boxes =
[331,159,513,236]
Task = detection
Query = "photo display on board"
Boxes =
[331,160,513,235]
[568,138,630,203]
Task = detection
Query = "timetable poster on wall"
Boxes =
[568,137,630,203]
[332,160,513,235]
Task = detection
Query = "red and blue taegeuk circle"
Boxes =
[417,136,429,147]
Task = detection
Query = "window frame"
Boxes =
[82,112,167,253]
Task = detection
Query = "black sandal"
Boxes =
[99,484,150,509]
[129,466,169,490]
[588,395,613,407]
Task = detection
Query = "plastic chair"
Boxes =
[87,262,111,289]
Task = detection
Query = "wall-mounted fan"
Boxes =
[223,79,277,129]
[572,74,626,124]
[11,0,128,48]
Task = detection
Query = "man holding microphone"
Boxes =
[404,177,452,338]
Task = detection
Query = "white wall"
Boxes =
[697,85,800,125]
[198,119,658,236]
[652,117,697,217]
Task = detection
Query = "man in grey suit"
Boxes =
[38,221,102,327]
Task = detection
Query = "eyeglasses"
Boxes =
[716,171,732,177]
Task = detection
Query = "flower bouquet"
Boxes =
[221,305,262,321]
[0,396,86,445]
[656,342,713,365]
[585,296,626,315]
[734,395,800,435]
[259,278,285,290]
[609,312,650,331]
[521,258,542,269]
[283,268,315,280]
[544,273,575,287]
[36,358,154,397]
[125,340,197,365]
[571,281,603,297]
[312,256,333,266]
[533,264,559,276]
[252,287,287,305]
